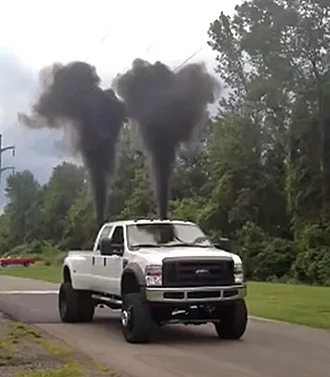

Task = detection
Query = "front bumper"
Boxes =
[145,284,247,303]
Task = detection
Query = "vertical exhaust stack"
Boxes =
[113,58,220,219]
[18,61,127,227]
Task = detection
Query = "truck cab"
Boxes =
[59,219,248,344]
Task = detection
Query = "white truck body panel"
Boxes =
[63,219,244,297]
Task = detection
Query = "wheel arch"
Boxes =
[63,265,72,283]
[121,264,145,296]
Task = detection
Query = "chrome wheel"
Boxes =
[121,308,130,327]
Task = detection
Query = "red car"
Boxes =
[0,256,35,267]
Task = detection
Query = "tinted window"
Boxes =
[111,226,124,245]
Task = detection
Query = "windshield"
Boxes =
[126,222,212,249]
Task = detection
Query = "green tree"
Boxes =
[41,162,86,244]
[208,0,330,235]
[4,170,42,248]
[62,195,97,250]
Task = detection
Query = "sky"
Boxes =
[0,0,240,208]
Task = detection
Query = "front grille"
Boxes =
[162,259,234,287]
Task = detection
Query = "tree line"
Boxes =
[1,0,330,285]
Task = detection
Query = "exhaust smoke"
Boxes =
[113,58,220,219]
[18,61,126,227]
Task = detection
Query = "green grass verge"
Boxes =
[0,265,61,284]
[247,281,330,330]
[1,266,329,330]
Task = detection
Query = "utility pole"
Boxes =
[0,133,15,186]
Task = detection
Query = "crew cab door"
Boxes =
[92,225,113,291]
[99,225,125,296]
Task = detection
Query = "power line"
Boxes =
[174,44,206,71]
[85,18,207,74]
[85,27,117,62]
[117,39,159,74]
[85,23,207,84]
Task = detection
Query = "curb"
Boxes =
[249,316,285,324]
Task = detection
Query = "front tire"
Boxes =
[214,299,248,340]
[121,292,152,343]
[58,282,95,323]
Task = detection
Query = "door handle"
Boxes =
[104,258,107,267]
[92,257,95,265]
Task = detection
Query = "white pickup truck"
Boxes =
[58,219,248,343]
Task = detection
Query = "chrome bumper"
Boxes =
[145,284,247,303]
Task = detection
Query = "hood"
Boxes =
[135,246,241,265]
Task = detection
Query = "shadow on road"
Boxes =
[91,314,248,345]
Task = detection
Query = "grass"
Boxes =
[16,360,86,377]
[8,322,72,358]
[0,322,40,364]
[1,265,330,330]
[0,320,74,367]
[247,281,330,330]
[16,360,121,377]
[0,338,16,360]
[0,264,61,284]
[0,314,119,377]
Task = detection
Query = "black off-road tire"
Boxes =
[214,299,248,340]
[121,292,153,343]
[77,290,95,322]
[58,282,95,323]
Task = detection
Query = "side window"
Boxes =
[96,226,112,249]
[111,226,124,246]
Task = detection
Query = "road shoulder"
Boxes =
[0,312,120,377]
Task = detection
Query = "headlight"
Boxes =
[234,262,244,284]
[145,265,162,286]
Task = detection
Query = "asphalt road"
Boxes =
[0,275,329,377]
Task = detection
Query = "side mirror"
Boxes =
[100,239,113,256]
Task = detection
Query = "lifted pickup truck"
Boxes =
[59,219,247,343]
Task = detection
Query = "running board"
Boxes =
[91,293,122,305]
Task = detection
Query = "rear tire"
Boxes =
[58,282,95,323]
[121,292,152,343]
[214,299,248,340]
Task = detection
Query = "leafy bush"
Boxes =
[7,240,44,257]
[292,223,330,285]
[252,237,296,281]
[237,222,296,281]
[292,247,330,285]
[170,197,207,224]
[41,241,65,266]
[4,240,65,266]
[295,223,330,249]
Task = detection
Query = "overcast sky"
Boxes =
[0,0,240,208]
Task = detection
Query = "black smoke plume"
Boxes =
[19,61,126,227]
[113,58,220,219]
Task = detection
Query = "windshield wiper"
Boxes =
[130,243,160,249]
[163,243,209,248]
